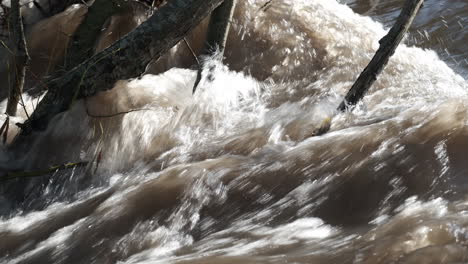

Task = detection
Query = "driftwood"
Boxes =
[5,0,30,116]
[13,0,225,141]
[337,0,424,112]
[192,0,237,93]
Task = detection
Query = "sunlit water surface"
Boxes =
[0,0,468,263]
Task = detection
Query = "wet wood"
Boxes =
[65,0,129,70]
[6,0,30,116]
[1,161,88,181]
[192,0,237,94]
[14,0,225,141]
[337,0,424,112]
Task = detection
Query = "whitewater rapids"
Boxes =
[0,0,467,263]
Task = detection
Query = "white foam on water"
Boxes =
[1,0,467,263]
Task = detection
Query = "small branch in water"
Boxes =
[81,0,91,8]
[6,0,30,117]
[337,0,425,112]
[183,37,200,66]
[314,0,424,136]
[258,0,273,12]
[1,161,88,182]
[94,149,102,174]
[84,98,154,118]
[192,0,237,94]
[0,115,9,144]
[19,92,30,119]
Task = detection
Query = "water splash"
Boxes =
[0,0,467,263]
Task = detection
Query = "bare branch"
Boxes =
[14,0,226,143]
[192,0,237,94]
[6,0,30,117]
[337,0,425,112]
[65,0,129,70]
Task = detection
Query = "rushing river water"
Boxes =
[0,0,468,263]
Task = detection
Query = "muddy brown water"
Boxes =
[0,0,467,263]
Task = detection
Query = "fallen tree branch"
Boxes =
[65,0,129,70]
[183,37,200,66]
[314,0,424,136]
[1,161,88,181]
[192,0,237,94]
[6,0,30,116]
[337,0,424,112]
[0,115,9,144]
[84,98,154,118]
[13,0,225,142]
[258,0,273,12]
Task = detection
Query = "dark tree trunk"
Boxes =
[14,0,225,141]
[313,0,424,136]
[337,0,425,112]
[65,0,129,70]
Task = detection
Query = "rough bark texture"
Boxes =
[6,0,30,116]
[15,0,225,139]
[65,0,128,70]
[193,0,237,93]
[337,0,424,112]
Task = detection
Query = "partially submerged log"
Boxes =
[192,0,237,94]
[14,0,225,140]
[6,0,30,116]
[13,0,425,143]
[337,0,424,112]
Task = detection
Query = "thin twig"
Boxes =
[1,162,89,181]
[19,92,30,119]
[6,0,30,116]
[258,0,273,12]
[84,98,154,118]
[81,0,90,8]
[192,0,237,94]
[0,115,9,144]
[183,37,200,66]
[313,0,425,137]
[0,39,14,55]
[27,67,50,90]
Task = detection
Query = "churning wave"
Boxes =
[0,0,467,263]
